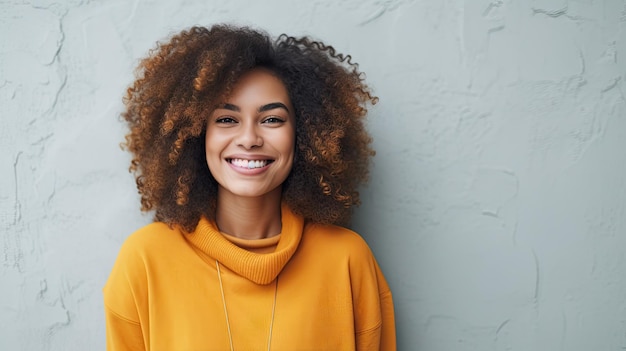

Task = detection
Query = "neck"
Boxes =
[215,187,283,240]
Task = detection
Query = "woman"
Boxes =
[104,24,396,350]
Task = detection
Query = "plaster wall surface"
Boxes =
[1,0,625,350]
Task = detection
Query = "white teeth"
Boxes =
[230,158,268,169]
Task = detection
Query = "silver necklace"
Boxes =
[216,260,278,351]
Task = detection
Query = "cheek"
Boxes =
[284,135,296,165]
[204,136,213,159]
[286,125,296,152]
[287,133,296,151]
[205,130,223,154]
[285,138,296,173]
[204,133,223,171]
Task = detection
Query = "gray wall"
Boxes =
[1,0,625,350]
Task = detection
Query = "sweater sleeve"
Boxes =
[103,231,149,351]
[350,240,397,351]
[104,307,146,351]
[377,263,397,351]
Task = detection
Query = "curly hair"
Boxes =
[122,24,377,232]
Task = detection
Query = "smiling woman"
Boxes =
[104,24,396,351]
[205,69,296,217]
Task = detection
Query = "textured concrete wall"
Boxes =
[1,0,625,350]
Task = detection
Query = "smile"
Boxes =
[228,158,274,169]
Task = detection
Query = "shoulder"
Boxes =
[302,222,375,261]
[122,221,180,248]
[105,222,183,294]
[114,221,183,264]
[300,222,391,293]
[104,222,177,320]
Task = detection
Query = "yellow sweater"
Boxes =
[103,205,396,350]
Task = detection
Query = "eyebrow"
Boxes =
[219,102,290,113]
[259,102,290,113]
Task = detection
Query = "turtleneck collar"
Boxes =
[185,203,304,285]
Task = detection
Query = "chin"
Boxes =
[220,184,280,199]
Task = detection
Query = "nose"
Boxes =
[235,123,263,149]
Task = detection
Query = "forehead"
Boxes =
[213,68,296,118]
[227,68,290,101]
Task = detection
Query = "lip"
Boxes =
[225,154,274,175]
[225,154,274,161]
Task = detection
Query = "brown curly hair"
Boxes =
[122,24,377,232]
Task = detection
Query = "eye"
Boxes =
[215,116,237,124]
[262,116,285,124]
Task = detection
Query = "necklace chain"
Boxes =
[216,260,278,351]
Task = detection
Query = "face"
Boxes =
[205,68,296,200]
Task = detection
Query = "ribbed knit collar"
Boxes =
[186,203,303,285]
